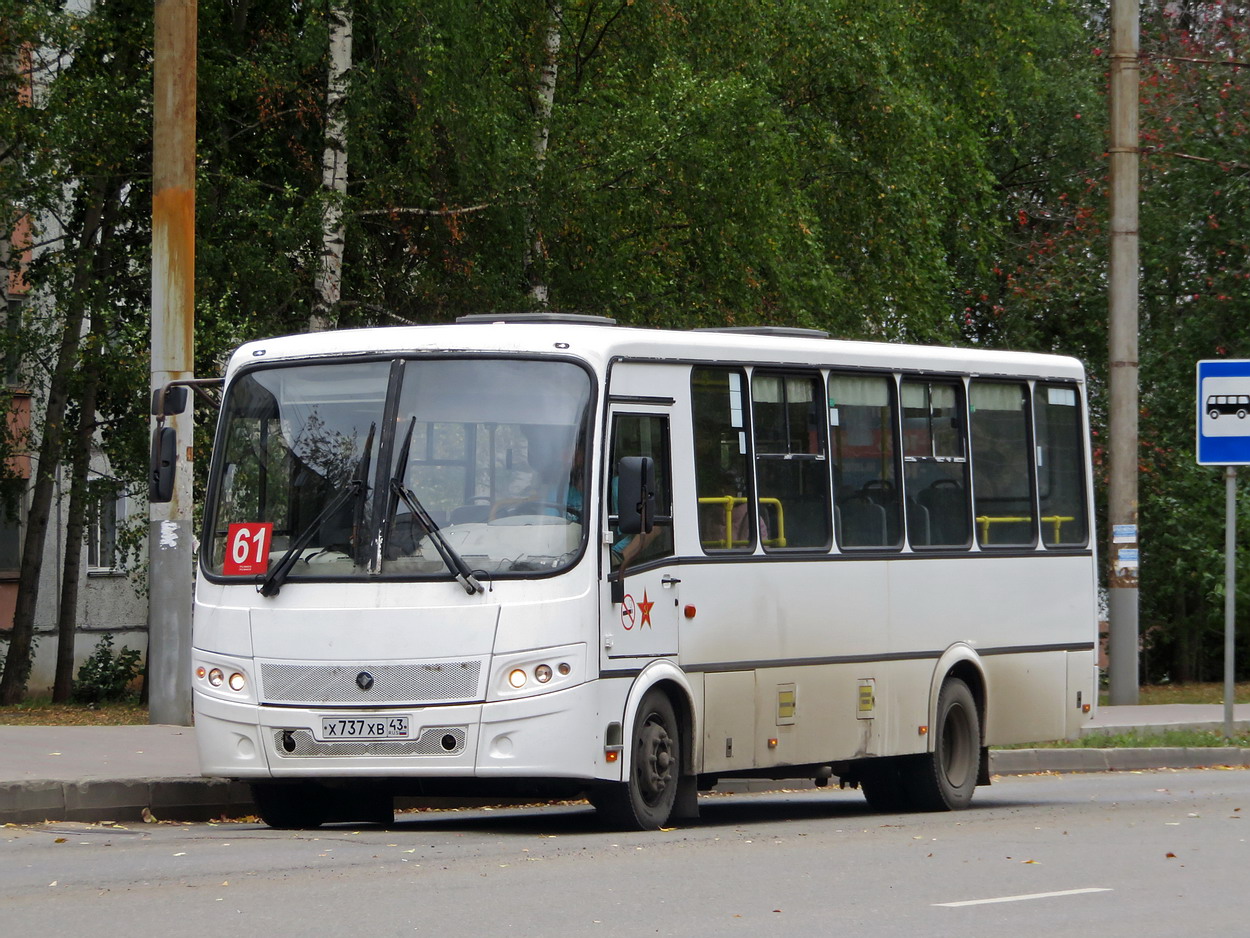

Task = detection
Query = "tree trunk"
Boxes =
[310,3,353,332]
[0,181,107,704]
[524,2,561,305]
[51,317,104,702]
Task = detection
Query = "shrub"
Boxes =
[72,634,142,705]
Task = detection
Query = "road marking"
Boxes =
[935,887,1112,908]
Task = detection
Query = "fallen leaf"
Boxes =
[1166,852,1177,859]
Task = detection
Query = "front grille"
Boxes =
[259,660,482,705]
[272,727,468,758]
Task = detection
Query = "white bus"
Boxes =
[184,313,1097,829]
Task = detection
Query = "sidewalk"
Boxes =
[3,705,1250,825]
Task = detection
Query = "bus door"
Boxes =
[603,408,679,661]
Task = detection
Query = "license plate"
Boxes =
[318,715,410,741]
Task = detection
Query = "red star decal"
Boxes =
[638,590,655,629]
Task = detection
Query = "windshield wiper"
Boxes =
[258,423,376,598]
[391,479,484,595]
[384,418,483,595]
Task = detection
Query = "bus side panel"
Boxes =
[1065,649,1097,739]
[701,671,757,773]
[889,554,1096,747]
[980,652,1068,744]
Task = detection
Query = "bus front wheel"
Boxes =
[592,689,681,830]
[910,677,980,811]
[250,781,329,829]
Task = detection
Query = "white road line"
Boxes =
[935,887,1112,908]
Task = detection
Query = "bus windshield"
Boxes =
[206,357,593,584]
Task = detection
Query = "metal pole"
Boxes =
[1225,466,1237,740]
[1107,0,1141,705]
[149,0,196,726]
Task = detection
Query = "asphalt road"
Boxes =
[4,768,1248,937]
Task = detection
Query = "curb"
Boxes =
[989,746,1250,776]
[4,748,1250,825]
[0,778,254,826]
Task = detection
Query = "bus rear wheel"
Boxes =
[909,677,980,811]
[592,689,681,830]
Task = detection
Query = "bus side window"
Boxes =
[693,367,755,552]
[608,414,673,570]
[829,373,901,548]
[751,371,831,550]
[901,379,971,548]
[1034,384,1089,547]
[970,381,1035,548]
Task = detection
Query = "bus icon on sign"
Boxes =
[1206,394,1250,420]
[1200,375,1250,438]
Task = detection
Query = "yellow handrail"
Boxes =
[976,514,1074,544]
[698,495,786,548]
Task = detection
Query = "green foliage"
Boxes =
[71,634,142,705]
[18,0,1250,688]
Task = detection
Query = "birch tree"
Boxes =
[310,3,353,332]
[524,1,560,305]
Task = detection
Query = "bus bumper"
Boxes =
[194,681,610,781]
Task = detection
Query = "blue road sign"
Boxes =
[1197,359,1250,465]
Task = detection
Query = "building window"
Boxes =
[0,498,19,574]
[87,479,124,571]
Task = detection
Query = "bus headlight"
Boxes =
[491,645,585,700]
[228,672,247,692]
[208,668,225,687]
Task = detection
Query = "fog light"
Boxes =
[535,664,553,684]
[208,668,224,687]
[508,669,527,689]
[228,672,246,692]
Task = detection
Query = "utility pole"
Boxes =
[1107,0,1140,705]
[149,0,196,725]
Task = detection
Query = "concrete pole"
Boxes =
[1107,0,1140,705]
[149,0,196,726]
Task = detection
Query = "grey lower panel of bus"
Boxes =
[271,727,468,759]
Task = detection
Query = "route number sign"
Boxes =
[224,522,274,575]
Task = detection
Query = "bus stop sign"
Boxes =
[1197,359,1250,466]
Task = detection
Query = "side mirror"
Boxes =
[152,385,189,418]
[150,426,177,503]
[617,456,655,536]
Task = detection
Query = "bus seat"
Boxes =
[906,498,931,547]
[838,495,886,547]
[920,479,968,545]
[450,503,490,525]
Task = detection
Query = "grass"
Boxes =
[1103,681,1250,707]
[0,696,147,726]
[1004,728,1250,749]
